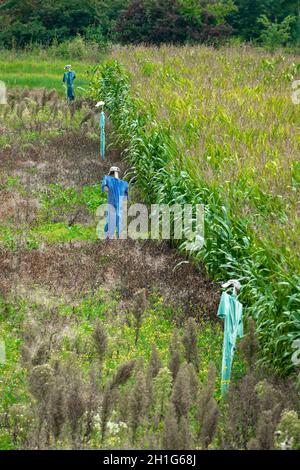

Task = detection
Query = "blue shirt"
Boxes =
[102,176,129,210]
[63,71,76,87]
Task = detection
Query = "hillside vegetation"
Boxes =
[0,0,299,49]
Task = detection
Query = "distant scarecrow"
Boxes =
[63,65,76,102]
[102,166,129,240]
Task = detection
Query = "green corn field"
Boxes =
[88,45,300,375]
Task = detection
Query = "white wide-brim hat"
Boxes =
[96,101,105,108]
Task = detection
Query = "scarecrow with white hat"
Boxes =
[217,280,244,396]
[102,167,129,239]
[63,65,76,102]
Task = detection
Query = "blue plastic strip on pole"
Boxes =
[100,111,106,160]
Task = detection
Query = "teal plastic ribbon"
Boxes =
[100,111,106,160]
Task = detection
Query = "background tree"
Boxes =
[0,0,298,49]
[114,0,233,44]
[0,0,101,46]
[258,15,296,51]
[228,0,299,42]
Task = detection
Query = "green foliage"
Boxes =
[204,0,238,22]
[40,184,106,214]
[114,0,233,45]
[50,36,108,60]
[0,0,102,47]
[228,0,299,42]
[275,410,300,450]
[0,0,298,48]
[258,15,296,51]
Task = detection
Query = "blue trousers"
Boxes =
[105,205,122,239]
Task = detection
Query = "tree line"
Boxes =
[0,0,299,48]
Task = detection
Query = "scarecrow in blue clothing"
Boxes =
[102,166,129,240]
[63,65,76,101]
[217,280,244,396]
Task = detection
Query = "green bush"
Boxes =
[49,36,108,61]
[258,15,296,51]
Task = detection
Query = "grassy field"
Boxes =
[88,45,300,375]
[0,48,95,94]
[111,45,300,268]
[0,75,233,450]
[0,48,299,450]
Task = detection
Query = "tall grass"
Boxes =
[0,54,88,93]
[111,45,300,269]
[0,37,109,92]
[88,46,300,375]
